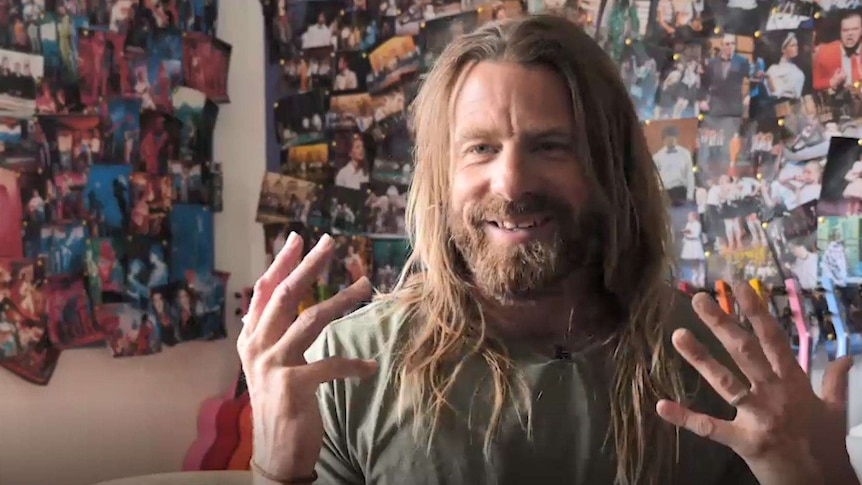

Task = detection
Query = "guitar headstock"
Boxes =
[714,280,735,315]
[820,278,850,360]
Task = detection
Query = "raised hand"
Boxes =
[657,282,858,485]
[236,232,377,482]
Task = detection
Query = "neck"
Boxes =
[477,269,613,347]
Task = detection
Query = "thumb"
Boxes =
[821,355,854,407]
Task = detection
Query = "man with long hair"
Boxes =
[238,15,859,485]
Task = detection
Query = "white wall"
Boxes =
[0,3,267,485]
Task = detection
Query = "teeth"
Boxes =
[500,219,539,230]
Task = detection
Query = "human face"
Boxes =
[783,38,798,59]
[721,36,735,59]
[350,138,365,162]
[842,15,862,49]
[449,61,593,300]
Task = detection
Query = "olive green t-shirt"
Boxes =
[305,291,760,485]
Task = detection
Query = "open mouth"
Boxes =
[487,216,552,231]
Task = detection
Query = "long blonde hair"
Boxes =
[376,15,686,485]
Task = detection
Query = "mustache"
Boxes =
[467,193,573,224]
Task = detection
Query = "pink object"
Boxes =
[785,278,810,374]
[183,389,235,471]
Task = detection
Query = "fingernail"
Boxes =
[318,233,333,249]
[285,231,298,249]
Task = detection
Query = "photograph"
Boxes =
[85,236,126,305]
[170,281,208,342]
[50,170,89,222]
[669,203,706,288]
[334,3,381,52]
[699,34,753,119]
[151,29,185,94]
[169,159,207,204]
[370,86,405,130]
[696,115,742,180]
[0,328,61,385]
[274,90,327,147]
[739,114,782,181]
[590,0,651,61]
[332,130,373,190]
[125,45,160,107]
[125,236,170,308]
[701,173,769,255]
[396,0,463,36]
[39,114,105,172]
[180,0,219,35]
[367,35,420,93]
[277,45,335,94]
[172,86,219,162]
[775,97,838,159]
[330,186,367,234]
[149,284,179,347]
[0,48,43,114]
[169,203,214,282]
[40,7,88,99]
[98,302,162,357]
[364,181,407,235]
[255,172,318,224]
[43,222,88,277]
[183,269,228,340]
[0,0,46,54]
[643,118,697,207]
[370,118,413,185]
[812,8,862,93]
[17,170,48,226]
[817,215,862,286]
[0,167,24,258]
[326,92,374,132]
[711,0,771,36]
[129,172,172,238]
[45,276,100,350]
[332,50,371,93]
[182,31,231,103]
[328,234,372,292]
[0,256,47,324]
[0,301,37,361]
[652,42,701,120]
[765,0,816,31]
[419,10,478,71]
[749,29,813,116]
[0,115,44,171]
[77,28,114,107]
[84,164,132,237]
[104,98,142,165]
[138,109,182,175]
[371,238,408,291]
[819,136,862,216]
[282,142,332,185]
[267,0,302,61]
[648,0,713,46]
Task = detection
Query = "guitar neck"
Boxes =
[785,278,811,374]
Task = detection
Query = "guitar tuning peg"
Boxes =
[234,309,243,316]
[234,292,242,299]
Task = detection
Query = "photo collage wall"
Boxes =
[0,0,230,385]
[256,0,862,341]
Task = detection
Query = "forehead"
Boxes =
[451,61,575,140]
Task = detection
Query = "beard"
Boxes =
[449,193,603,303]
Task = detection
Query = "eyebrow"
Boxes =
[454,126,574,145]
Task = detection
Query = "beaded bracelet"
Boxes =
[249,458,319,484]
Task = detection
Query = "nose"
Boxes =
[488,144,539,201]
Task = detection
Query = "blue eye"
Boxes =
[469,144,496,155]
